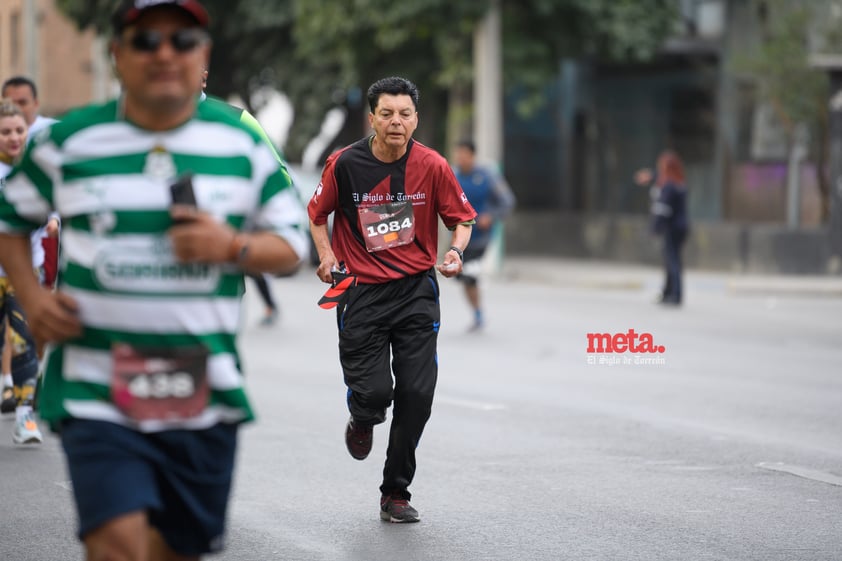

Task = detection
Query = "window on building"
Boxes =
[668,85,715,162]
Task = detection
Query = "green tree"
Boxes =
[502,0,677,115]
[55,0,294,106]
[290,0,676,157]
[735,0,842,221]
[55,0,676,162]
[290,0,484,157]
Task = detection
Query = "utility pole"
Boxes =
[23,0,38,81]
[473,0,503,167]
[473,0,506,275]
[785,123,808,230]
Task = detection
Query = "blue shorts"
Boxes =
[60,419,239,556]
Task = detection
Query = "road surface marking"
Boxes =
[756,462,842,487]
[436,395,507,411]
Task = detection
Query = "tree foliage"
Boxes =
[55,0,676,161]
[55,0,294,106]
[735,0,842,219]
[502,0,676,115]
[290,0,484,156]
[735,0,830,135]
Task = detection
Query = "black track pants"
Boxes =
[337,269,440,499]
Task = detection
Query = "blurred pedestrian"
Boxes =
[0,99,27,180]
[308,76,476,523]
[452,139,515,331]
[0,99,43,441]
[2,77,62,300]
[635,150,689,305]
[1,76,58,140]
[0,1,307,559]
[248,272,279,325]
[0,98,27,416]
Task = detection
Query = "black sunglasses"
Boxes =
[126,29,208,53]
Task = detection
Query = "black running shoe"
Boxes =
[0,386,15,414]
[345,417,372,460]
[380,494,420,523]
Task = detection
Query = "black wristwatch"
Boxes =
[449,246,464,262]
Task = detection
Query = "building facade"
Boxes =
[0,0,112,118]
[503,0,827,228]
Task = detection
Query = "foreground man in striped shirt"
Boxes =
[0,1,307,559]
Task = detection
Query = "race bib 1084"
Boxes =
[358,200,415,252]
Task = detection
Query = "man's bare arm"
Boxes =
[310,220,338,284]
[168,208,302,275]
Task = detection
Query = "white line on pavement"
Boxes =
[756,462,842,487]
[435,395,507,411]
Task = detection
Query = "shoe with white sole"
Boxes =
[12,410,43,445]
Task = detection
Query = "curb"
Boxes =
[727,279,842,298]
[500,258,842,299]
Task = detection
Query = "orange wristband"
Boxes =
[227,233,249,264]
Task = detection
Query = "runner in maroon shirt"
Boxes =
[308,76,475,523]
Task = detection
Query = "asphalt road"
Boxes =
[1,260,840,561]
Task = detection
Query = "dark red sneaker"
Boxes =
[345,417,373,460]
[380,493,420,523]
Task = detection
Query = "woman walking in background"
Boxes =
[636,150,690,306]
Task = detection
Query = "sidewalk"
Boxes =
[500,256,842,298]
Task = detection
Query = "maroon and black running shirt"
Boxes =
[308,137,476,284]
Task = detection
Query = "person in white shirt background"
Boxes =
[2,76,58,142]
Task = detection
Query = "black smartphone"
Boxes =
[169,173,196,207]
[169,173,196,224]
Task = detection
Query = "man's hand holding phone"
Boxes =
[169,173,198,223]
[168,173,240,264]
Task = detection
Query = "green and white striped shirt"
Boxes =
[0,98,308,432]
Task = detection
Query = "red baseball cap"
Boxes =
[112,0,209,34]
